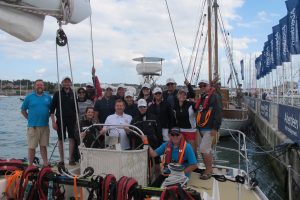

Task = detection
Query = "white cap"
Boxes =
[105,85,113,90]
[86,82,94,87]
[166,78,176,85]
[125,91,134,97]
[198,79,209,85]
[153,87,162,94]
[142,83,151,89]
[117,84,125,90]
[137,99,147,107]
[61,76,71,83]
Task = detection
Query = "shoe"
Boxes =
[69,161,76,166]
[57,161,65,167]
[199,173,212,180]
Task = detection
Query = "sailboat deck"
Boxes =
[188,172,262,200]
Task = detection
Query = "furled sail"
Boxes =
[0,0,91,42]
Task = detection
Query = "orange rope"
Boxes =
[73,176,78,200]
[80,187,83,200]
[5,170,22,199]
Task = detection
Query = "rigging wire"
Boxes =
[186,0,207,78]
[217,9,239,87]
[194,32,208,85]
[190,16,207,83]
[164,0,186,79]
[55,27,66,161]
[55,24,82,164]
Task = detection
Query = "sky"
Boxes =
[0,0,288,86]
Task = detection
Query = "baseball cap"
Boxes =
[198,79,209,85]
[166,78,176,85]
[137,99,147,107]
[153,87,162,94]
[106,85,113,90]
[86,82,94,88]
[178,88,187,95]
[125,91,134,97]
[169,127,181,135]
[61,76,71,83]
[142,83,151,89]
[117,84,126,90]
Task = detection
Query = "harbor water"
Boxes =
[0,96,285,199]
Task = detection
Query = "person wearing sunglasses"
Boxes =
[195,80,222,180]
[137,83,153,106]
[148,87,175,142]
[146,127,197,187]
[130,98,162,179]
[77,87,94,119]
[162,78,195,109]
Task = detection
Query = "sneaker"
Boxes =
[57,161,65,167]
[69,161,76,166]
[199,173,212,180]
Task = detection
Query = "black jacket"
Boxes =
[124,103,139,118]
[174,100,196,129]
[80,117,103,148]
[130,112,162,149]
[50,89,76,119]
[196,92,222,130]
[94,97,115,123]
[148,100,175,129]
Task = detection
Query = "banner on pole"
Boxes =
[279,16,291,62]
[240,59,244,80]
[286,0,300,54]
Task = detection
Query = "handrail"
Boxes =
[218,128,249,178]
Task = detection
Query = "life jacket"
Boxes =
[161,138,187,175]
[160,185,195,200]
[195,88,215,127]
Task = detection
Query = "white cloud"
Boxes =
[0,0,251,85]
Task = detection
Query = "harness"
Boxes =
[195,88,215,127]
[162,139,187,175]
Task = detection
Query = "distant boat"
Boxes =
[0,94,8,98]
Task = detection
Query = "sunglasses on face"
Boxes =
[167,83,174,86]
[138,106,147,109]
[170,133,180,137]
[78,91,85,94]
[199,84,207,88]
[155,92,162,95]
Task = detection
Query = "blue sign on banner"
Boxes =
[278,104,300,144]
[260,101,270,121]
[279,16,291,62]
[273,24,282,66]
[249,98,256,110]
[286,0,300,54]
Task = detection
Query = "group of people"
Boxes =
[21,67,222,186]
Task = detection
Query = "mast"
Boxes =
[213,0,219,79]
[207,0,212,82]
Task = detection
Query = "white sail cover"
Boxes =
[0,6,44,42]
[0,0,91,42]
